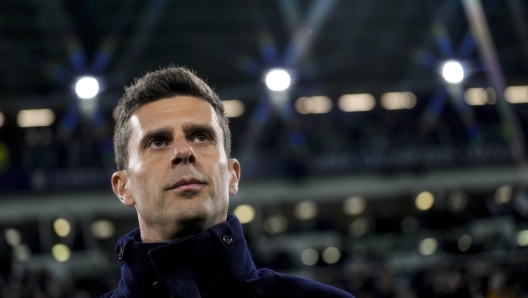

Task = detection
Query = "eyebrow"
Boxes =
[182,123,217,139]
[138,123,218,147]
[139,126,173,148]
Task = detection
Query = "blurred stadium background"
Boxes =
[1,0,528,297]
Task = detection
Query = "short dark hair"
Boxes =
[113,66,231,171]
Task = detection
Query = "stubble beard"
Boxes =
[136,168,221,242]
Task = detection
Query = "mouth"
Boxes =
[169,178,206,191]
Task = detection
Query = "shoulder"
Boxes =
[249,268,354,298]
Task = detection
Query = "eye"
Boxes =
[148,138,167,148]
[193,132,210,142]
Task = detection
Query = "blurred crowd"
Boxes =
[340,260,528,298]
[1,258,528,298]
[0,267,116,298]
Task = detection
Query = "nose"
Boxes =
[170,138,196,166]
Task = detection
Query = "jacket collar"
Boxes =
[115,215,256,298]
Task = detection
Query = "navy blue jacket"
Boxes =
[101,215,354,298]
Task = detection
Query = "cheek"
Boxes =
[127,154,143,173]
[212,159,230,188]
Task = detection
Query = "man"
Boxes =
[102,66,354,297]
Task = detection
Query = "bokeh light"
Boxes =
[494,185,513,205]
[516,230,528,247]
[264,215,288,235]
[458,235,472,252]
[53,218,71,237]
[5,228,22,247]
[343,196,366,216]
[322,247,341,264]
[300,248,319,266]
[222,100,245,118]
[349,217,374,238]
[504,85,528,103]
[380,92,416,110]
[418,238,438,255]
[294,200,318,220]
[17,109,55,127]
[464,88,487,106]
[52,244,71,262]
[415,191,435,211]
[234,204,255,224]
[295,96,333,114]
[91,219,115,239]
[338,94,376,112]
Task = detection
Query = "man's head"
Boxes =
[113,66,231,171]
[111,66,240,242]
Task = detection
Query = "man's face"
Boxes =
[111,96,240,242]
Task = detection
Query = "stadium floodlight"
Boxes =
[75,76,100,99]
[442,60,464,84]
[265,69,291,91]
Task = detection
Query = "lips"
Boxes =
[169,178,205,190]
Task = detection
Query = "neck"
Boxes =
[138,216,226,243]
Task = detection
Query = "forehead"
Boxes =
[129,96,221,133]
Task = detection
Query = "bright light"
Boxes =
[458,235,472,252]
[0,112,4,128]
[91,219,115,239]
[338,94,376,112]
[295,96,333,114]
[401,216,418,233]
[265,69,291,91]
[300,248,319,266]
[343,196,366,216]
[505,86,528,103]
[418,238,438,255]
[294,200,318,220]
[415,191,435,211]
[516,230,528,247]
[380,92,416,110]
[52,244,71,262]
[322,247,341,264]
[53,218,71,237]
[442,61,464,83]
[234,204,255,224]
[75,76,99,99]
[17,109,55,127]
[264,215,288,234]
[222,100,245,118]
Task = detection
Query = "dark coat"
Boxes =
[101,215,354,298]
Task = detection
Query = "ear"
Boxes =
[228,159,241,196]
[111,170,135,207]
